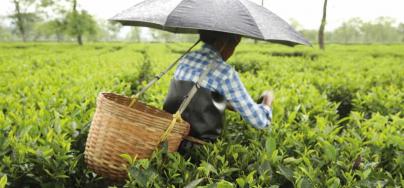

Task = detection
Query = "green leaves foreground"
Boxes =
[0,43,403,187]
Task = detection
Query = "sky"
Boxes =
[1,0,404,30]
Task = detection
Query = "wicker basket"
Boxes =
[84,92,190,181]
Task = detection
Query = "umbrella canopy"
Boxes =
[111,0,310,46]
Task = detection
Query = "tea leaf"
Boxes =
[184,178,204,188]
[0,175,7,188]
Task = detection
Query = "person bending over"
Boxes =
[163,30,274,155]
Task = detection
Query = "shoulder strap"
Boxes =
[159,61,217,143]
[129,40,201,107]
[177,61,217,114]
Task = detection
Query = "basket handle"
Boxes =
[128,39,201,108]
[160,113,208,146]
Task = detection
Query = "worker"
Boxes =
[163,30,274,157]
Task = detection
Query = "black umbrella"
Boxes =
[111,0,310,46]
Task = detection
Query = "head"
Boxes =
[199,30,241,61]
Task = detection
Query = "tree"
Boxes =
[360,17,399,43]
[150,29,176,42]
[398,23,404,42]
[300,29,317,44]
[35,0,69,41]
[289,18,303,31]
[289,18,318,44]
[33,19,67,41]
[10,0,40,41]
[0,23,15,41]
[318,0,328,49]
[105,22,121,41]
[49,19,67,41]
[66,0,97,45]
[177,34,198,42]
[9,0,68,42]
[127,27,142,42]
[332,18,363,44]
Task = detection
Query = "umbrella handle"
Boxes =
[128,39,201,107]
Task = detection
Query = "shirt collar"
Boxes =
[201,43,223,62]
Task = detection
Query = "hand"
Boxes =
[261,90,274,107]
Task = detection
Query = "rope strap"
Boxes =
[159,61,217,144]
[176,61,217,115]
[126,40,214,146]
[160,112,183,142]
[160,114,208,146]
[128,40,201,108]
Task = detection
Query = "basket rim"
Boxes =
[98,92,175,118]
[97,92,191,132]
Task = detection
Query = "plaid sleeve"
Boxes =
[218,68,272,129]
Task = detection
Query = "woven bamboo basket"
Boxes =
[84,92,190,181]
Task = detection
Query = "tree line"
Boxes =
[1,0,116,45]
[1,0,403,45]
[299,17,404,45]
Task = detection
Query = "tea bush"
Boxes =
[0,43,403,187]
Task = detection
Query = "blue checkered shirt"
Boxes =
[173,43,272,129]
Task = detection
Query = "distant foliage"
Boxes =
[2,2,403,44]
[66,10,97,45]
[299,17,404,44]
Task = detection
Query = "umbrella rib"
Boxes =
[236,0,264,39]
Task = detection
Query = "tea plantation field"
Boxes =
[0,42,403,187]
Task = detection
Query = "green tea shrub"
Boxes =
[0,43,403,187]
